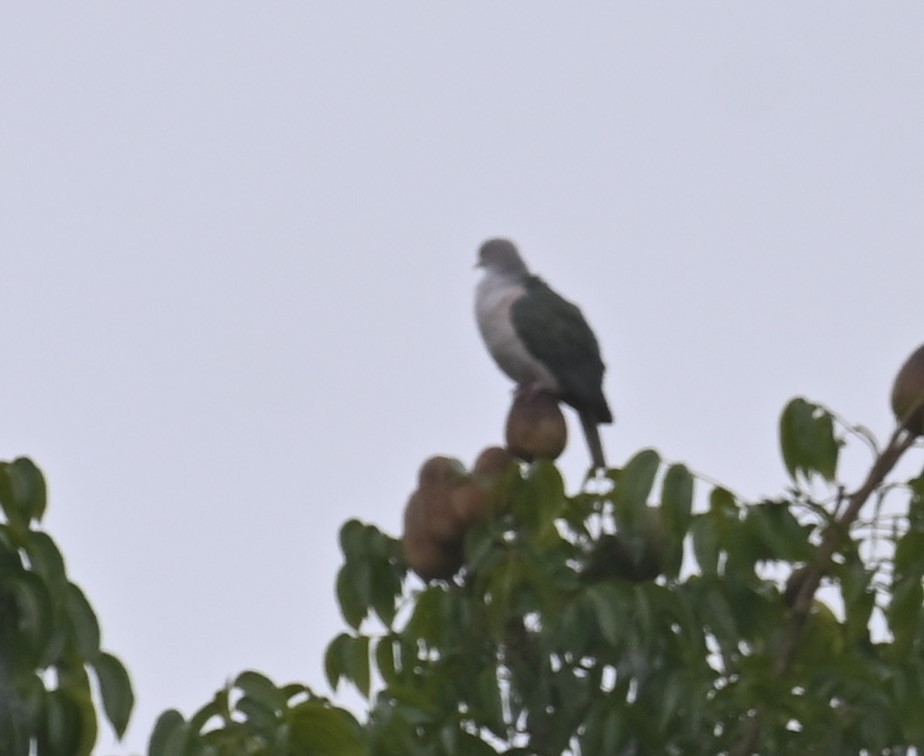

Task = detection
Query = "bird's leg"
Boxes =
[514,382,551,403]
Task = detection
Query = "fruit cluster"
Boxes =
[401,447,516,581]
[401,387,577,582]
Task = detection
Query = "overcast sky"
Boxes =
[2,4,924,753]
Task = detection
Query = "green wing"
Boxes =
[511,275,612,423]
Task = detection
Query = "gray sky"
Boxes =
[2,5,923,753]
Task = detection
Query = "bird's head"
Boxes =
[477,238,529,277]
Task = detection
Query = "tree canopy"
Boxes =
[0,458,132,756]
[4,387,924,755]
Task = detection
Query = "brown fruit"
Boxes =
[473,446,517,477]
[415,456,467,542]
[417,455,467,488]
[449,482,488,528]
[402,493,464,580]
[505,391,567,462]
[401,451,517,580]
[450,446,518,525]
[891,344,924,435]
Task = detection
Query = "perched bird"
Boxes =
[475,238,613,468]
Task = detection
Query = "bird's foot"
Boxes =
[514,383,551,403]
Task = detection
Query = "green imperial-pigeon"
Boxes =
[475,238,613,468]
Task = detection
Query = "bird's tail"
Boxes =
[579,412,607,470]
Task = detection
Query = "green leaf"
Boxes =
[72,683,99,756]
[8,571,53,663]
[326,635,370,698]
[382,682,439,724]
[374,635,398,686]
[556,595,597,659]
[12,458,47,522]
[236,693,279,733]
[339,519,367,562]
[658,671,686,731]
[798,601,845,663]
[344,635,371,699]
[780,397,812,479]
[485,555,522,639]
[0,670,32,756]
[463,523,496,572]
[631,583,656,647]
[64,583,101,659]
[0,524,24,571]
[690,515,718,577]
[235,670,286,713]
[147,709,189,756]
[26,532,67,593]
[896,665,924,742]
[743,502,812,563]
[709,486,737,517]
[405,586,448,646]
[837,558,874,645]
[475,666,506,737]
[895,530,924,579]
[812,410,839,481]
[280,683,310,702]
[365,525,394,560]
[587,583,627,646]
[369,557,402,629]
[528,460,566,526]
[336,561,371,630]
[699,585,738,646]
[889,578,923,655]
[187,695,224,734]
[18,673,46,739]
[602,707,623,753]
[325,633,351,690]
[92,652,134,738]
[652,510,684,580]
[40,688,83,756]
[0,463,25,533]
[661,463,694,536]
[580,703,605,755]
[38,626,69,669]
[0,458,47,528]
[613,449,661,529]
[582,701,623,755]
[57,655,91,692]
[287,700,365,756]
[779,398,839,483]
[455,730,500,756]
[707,487,740,557]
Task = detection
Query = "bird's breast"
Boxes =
[475,278,560,392]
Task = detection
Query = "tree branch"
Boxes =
[730,427,917,756]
